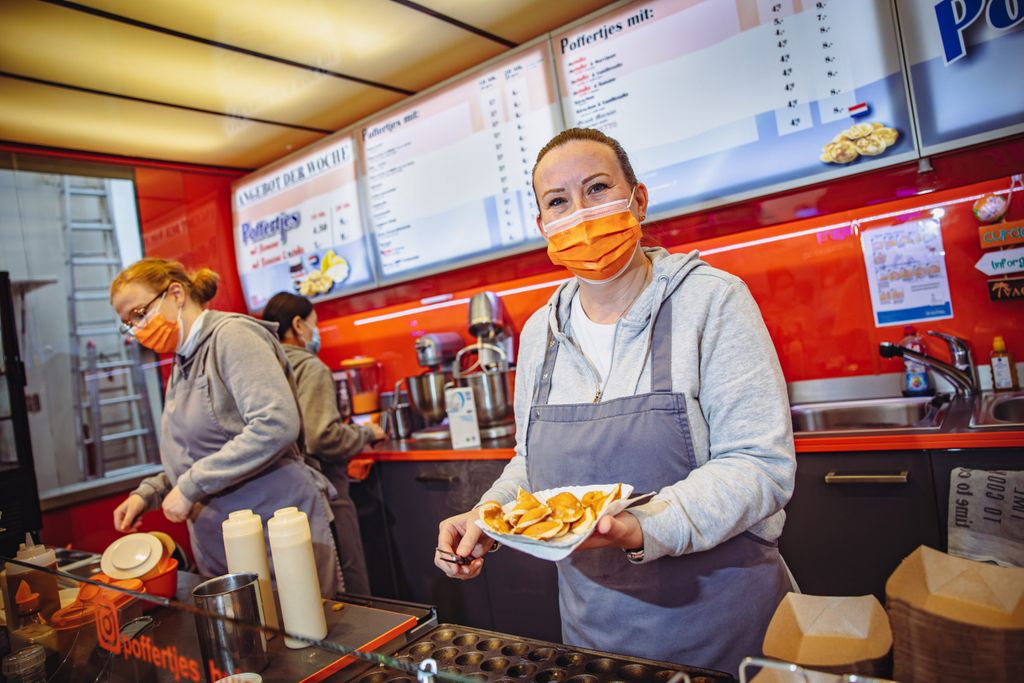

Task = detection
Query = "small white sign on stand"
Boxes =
[445,386,481,449]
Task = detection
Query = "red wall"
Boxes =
[41,493,192,560]
[135,167,246,313]
[312,137,1024,389]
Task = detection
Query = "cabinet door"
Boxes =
[380,460,506,629]
[350,466,401,599]
[779,451,941,600]
[931,447,1024,552]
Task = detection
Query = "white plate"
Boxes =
[101,533,163,580]
[474,483,636,562]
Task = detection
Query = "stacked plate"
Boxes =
[885,545,1024,682]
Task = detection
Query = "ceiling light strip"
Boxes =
[0,71,334,134]
[390,0,518,48]
[43,0,416,96]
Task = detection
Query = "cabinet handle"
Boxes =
[415,474,459,484]
[824,471,909,485]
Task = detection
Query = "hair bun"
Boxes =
[189,268,220,304]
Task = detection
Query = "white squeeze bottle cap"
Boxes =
[222,510,279,632]
[267,507,327,648]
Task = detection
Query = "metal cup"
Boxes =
[192,573,269,681]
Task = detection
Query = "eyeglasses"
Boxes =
[118,288,168,337]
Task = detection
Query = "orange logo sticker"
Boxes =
[94,595,121,655]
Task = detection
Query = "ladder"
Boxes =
[63,177,159,478]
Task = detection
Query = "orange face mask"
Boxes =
[541,187,642,283]
[133,292,183,354]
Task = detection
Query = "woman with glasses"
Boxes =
[435,129,796,675]
[108,258,343,597]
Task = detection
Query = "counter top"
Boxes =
[358,397,1021,463]
[140,572,417,683]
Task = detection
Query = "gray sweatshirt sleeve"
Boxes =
[295,357,373,464]
[131,471,172,511]
[175,323,301,502]
[630,280,796,561]
[473,310,545,507]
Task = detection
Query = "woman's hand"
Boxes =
[435,509,494,580]
[161,486,194,523]
[113,494,146,532]
[365,422,387,443]
[577,511,644,550]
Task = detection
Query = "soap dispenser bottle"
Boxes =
[899,326,933,396]
[990,336,1019,391]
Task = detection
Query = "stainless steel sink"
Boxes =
[791,396,949,434]
[970,391,1024,428]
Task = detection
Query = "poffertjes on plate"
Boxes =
[478,484,623,542]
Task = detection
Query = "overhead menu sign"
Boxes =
[361,44,561,282]
[232,136,375,312]
[896,0,1024,155]
[554,0,916,218]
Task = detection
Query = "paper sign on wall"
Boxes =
[860,219,953,327]
[975,246,1024,276]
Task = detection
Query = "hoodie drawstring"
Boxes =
[631,276,670,396]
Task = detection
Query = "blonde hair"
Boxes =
[110,258,220,305]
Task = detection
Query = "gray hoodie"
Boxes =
[132,311,304,507]
[282,344,374,464]
[477,247,796,563]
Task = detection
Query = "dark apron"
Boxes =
[526,301,791,675]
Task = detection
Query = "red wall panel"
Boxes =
[41,492,192,561]
[135,167,246,313]
[315,171,1024,390]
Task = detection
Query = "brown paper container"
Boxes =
[761,593,893,677]
[886,545,1024,682]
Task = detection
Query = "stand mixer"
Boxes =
[455,292,517,440]
[404,332,463,441]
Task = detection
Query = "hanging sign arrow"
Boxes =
[975,246,1024,276]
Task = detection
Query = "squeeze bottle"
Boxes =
[990,336,1019,391]
[222,510,280,634]
[267,508,327,648]
[1,535,59,630]
[899,326,933,396]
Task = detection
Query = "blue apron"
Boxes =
[526,300,791,675]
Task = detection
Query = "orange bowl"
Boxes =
[141,557,178,601]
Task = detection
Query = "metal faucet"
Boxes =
[879,341,979,396]
[927,331,978,387]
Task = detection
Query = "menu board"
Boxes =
[361,45,561,282]
[554,0,916,218]
[232,136,375,312]
[896,0,1024,155]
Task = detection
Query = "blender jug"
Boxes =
[339,356,383,415]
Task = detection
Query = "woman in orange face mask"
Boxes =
[108,258,343,597]
[436,129,796,676]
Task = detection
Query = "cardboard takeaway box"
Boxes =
[760,592,893,678]
[885,545,1024,683]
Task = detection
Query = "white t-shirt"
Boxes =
[569,292,617,390]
